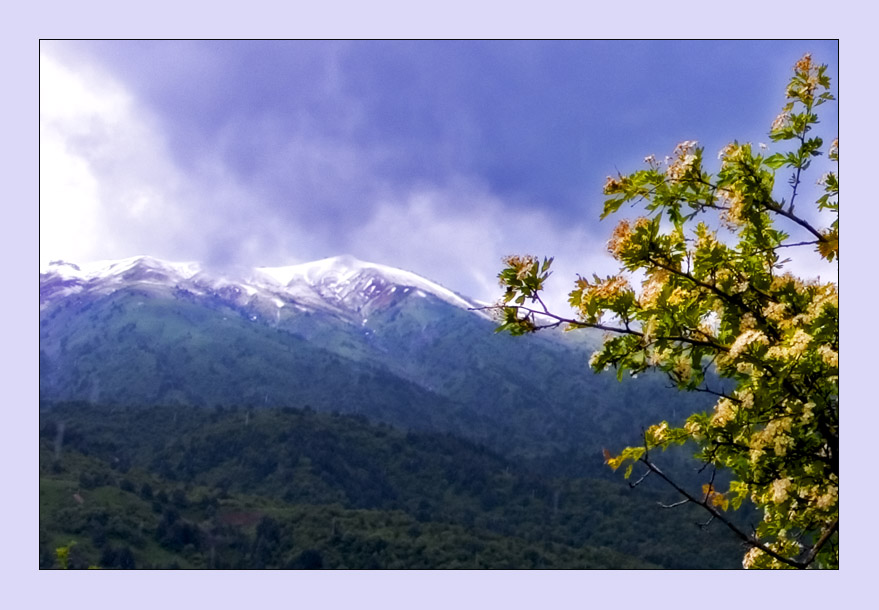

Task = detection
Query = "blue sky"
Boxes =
[39,40,838,307]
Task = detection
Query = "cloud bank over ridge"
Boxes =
[39,40,838,309]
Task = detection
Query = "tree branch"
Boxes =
[634,452,829,569]
[474,303,729,352]
[738,159,826,243]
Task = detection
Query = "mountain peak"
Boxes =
[284,255,371,284]
[326,253,363,268]
[43,255,202,281]
[42,254,484,320]
[256,257,476,311]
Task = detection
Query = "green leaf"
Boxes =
[764,153,787,170]
[601,198,625,219]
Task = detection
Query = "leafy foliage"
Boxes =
[497,54,838,569]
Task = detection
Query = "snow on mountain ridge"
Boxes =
[42,254,485,319]
[45,255,202,282]
[258,255,477,312]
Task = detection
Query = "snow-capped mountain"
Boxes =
[39,254,711,476]
[40,254,488,324]
[259,255,478,315]
[40,257,201,306]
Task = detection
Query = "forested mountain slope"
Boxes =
[40,256,716,477]
[40,403,747,569]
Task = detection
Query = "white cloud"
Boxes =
[39,52,112,268]
[348,184,615,312]
[39,49,306,271]
[40,50,186,266]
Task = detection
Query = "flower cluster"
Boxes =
[771,477,792,504]
[603,174,629,194]
[606,217,650,261]
[639,269,670,308]
[665,140,699,182]
[711,398,736,426]
[500,255,538,282]
[719,188,747,228]
[770,112,791,133]
[786,53,823,104]
[728,329,769,358]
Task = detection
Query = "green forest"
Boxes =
[40,402,751,569]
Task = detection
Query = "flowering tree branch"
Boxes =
[495,54,838,569]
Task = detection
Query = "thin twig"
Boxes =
[659,498,690,509]
[697,515,715,528]
[629,469,652,488]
